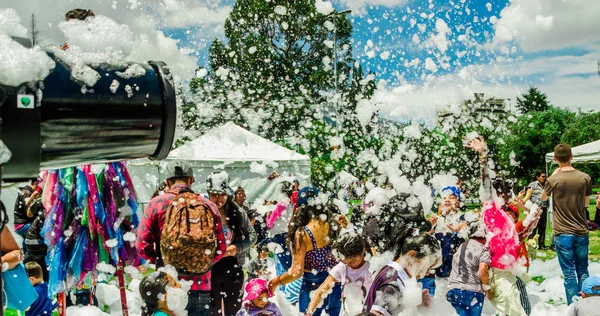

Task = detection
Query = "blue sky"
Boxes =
[10,0,600,121]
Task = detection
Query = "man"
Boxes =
[136,160,227,316]
[542,144,593,305]
[527,171,550,249]
[567,276,600,316]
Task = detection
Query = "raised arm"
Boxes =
[464,136,492,198]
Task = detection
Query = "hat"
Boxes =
[206,171,230,194]
[243,279,272,302]
[164,160,194,180]
[441,186,463,201]
[581,276,600,295]
[297,186,319,206]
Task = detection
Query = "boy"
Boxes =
[567,276,600,316]
[446,219,491,316]
[25,262,56,316]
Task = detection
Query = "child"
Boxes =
[236,278,282,316]
[25,262,56,316]
[247,245,272,280]
[446,219,491,316]
[305,233,373,315]
[139,271,187,316]
[431,186,467,277]
[567,276,600,316]
[24,198,48,282]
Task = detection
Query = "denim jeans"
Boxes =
[446,288,485,316]
[187,291,211,316]
[299,271,341,316]
[555,234,589,305]
[435,233,464,277]
[418,275,436,296]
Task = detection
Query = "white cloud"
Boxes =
[338,0,409,15]
[491,0,600,51]
[4,0,230,81]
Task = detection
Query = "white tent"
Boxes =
[128,122,312,205]
[545,139,600,172]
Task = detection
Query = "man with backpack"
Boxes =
[136,160,227,316]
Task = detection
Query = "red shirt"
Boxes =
[135,183,227,291]
[515,221,530,267]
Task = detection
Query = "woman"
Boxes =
[207,171,257,316]
[268,201,347,316]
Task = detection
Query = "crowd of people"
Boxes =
[3,138,600,316]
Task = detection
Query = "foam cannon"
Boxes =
[0,39,177,181]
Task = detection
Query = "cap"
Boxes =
[297,186,319,206]
[243,278,272,302]
[206,171,230,194]
[581,276,600,295]
[164,160,194,180]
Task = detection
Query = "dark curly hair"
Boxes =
[334,233,371,259]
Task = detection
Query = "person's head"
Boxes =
[289,200,338,251]
[296,186,319,207]
[65,9,95,21]
[152,180,169,198]
[293,180,300,191]
[244,279,272,309]
[492,176,514,204]
[505,205,519,223]
[234,187,246,204]
[259,245,270,259]
[28,198,44,217]
[278,181,294,198]
[553,144,573,164]
[535,170,547,183]
[373,193,432,253]
[394,227,442,279]
[440,186,462,213]
[206,171,230,210]
[334,234,370,269]
[139,271,185,316]
[580,276,600,298]
[164,160,194,188]
[26,262,44,285]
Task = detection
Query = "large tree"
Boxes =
[516,86,551,113]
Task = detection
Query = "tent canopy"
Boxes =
[545,139,600,164]
[128,122,311,204]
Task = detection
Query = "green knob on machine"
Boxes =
[20,97,31,107]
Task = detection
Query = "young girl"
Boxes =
[267,201,347,316]
[363,226,442,316]
[236,278,282,316]
[305,233,373,315]
[139,271,187,316]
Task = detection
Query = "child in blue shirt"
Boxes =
[25,262,56,316]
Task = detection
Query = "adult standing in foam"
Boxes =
[542,144,593,305]
[206,171,257,316]
[136,160,227,316]
[526,171,550,249]
[268,199,348,316]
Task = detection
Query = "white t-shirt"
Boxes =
[330,261,373,314]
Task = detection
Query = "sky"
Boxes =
[4,0,600,123]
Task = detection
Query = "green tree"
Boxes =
[516,86,551,113]
[499,106,575,186]
[560,110,600,185]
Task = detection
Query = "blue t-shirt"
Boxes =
[154,312,169,316]
[26,283,55,316]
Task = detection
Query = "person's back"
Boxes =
[567,296,600,316]
[546,169,592,237]
[25,262,55,316]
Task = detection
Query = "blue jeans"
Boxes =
[418,275,436,296]
[299,271,341,316]
[554,234,589,305]
[446,289,485,316]
[435,233,464,277]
